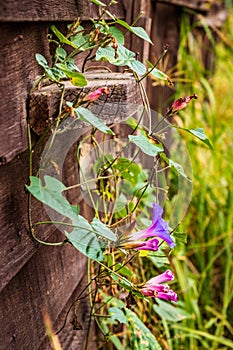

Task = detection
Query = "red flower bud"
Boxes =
[84,87,111,102]
[171,94,198,113]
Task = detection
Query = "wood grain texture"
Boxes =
[154,0,210,11]
[29,72,141,135]
[39,276,97,350]
[0,22,51,164]
[0,143,80,292]
[147,1,181,113]
[0,0,125,22]
[0,231,88,350]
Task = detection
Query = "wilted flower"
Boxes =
[131,203,175,249]
[140,270,178,302]
[84,87,111,102]
[171,94,198,113]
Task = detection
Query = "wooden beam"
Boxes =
[153,0,210,12]
[29,72,141,135]
[0,0,125,22]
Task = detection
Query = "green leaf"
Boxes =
[70,30,91,51]
[130,26,153,44]
[65,226,104,261]
[96,44,146,75]
[128,59,147,75]
[91,218,117,241]
[188,128,213,149]
[110,273,132,290]
[51,25,77,48]
[74,107,114,135]
[96,45,115,61]
[44,67,65,81]
[149,66,169,81]
[26,176,104,261]
[36,53,48,68]
[113,158,141,185]
[125,308,162,349]
[153,299,192,322]
[114,264,134,277]
[160,153,191,181]
[66,58,80,72]
[108,307,128,324]
[169,159,191,181]
[91,0,106,6]
[70,75,87,87]
[108,26,124,44]
[129,131,164,156]
[26,176,78,220]
[126,116,139,129]
[56,47,67,61]
[149,253,170,269]
[55,63,87,87]
[115,19,153,44]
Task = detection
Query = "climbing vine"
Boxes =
[26,0,212,348]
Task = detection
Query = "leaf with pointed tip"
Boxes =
[55,64,87,86]
[74,107,114,135]
[51,25,77,48]
[160,153,191,182]
[115,19,153,44]
[108,26,124,44]
[188,128,213,150]
[91,218,117,242]
[91,0,106,6]
[129,131,163,156]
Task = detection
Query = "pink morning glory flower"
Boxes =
[140,270,178,302]
[118,237,159,252]
[131,203,175,249]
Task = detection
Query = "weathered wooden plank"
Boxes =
[0,231,88,350]
[147,2,181,112]
[0,22,51,164]
[0,72,141,292]
[154,0,210,12]
[0,141,81,292]
[0,0,125,22]
[29,72,141,135]
[39,277,94,350]
[123,0,152,92]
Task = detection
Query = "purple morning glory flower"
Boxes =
[140,270,178,302]
[131,203,175,249]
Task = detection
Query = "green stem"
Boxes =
[137,46,169,83]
